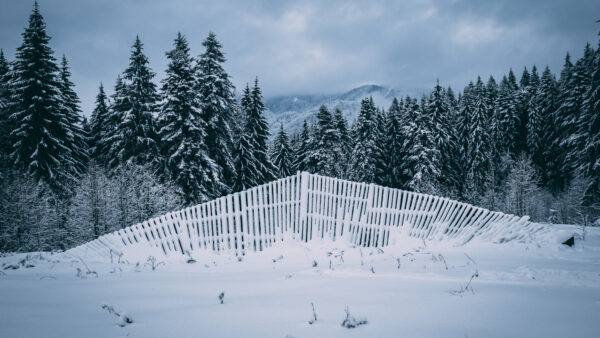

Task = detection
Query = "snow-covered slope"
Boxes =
[1,225,598,337]
[265,84,429,137]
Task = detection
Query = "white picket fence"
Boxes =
[66,172,546,260]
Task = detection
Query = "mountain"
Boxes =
[264,84,429,138]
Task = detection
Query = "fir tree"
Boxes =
[0,49,12,160]
[89,83,109,161]
[195,32,237,192]
[333,108,352,168]
[579,32,600,205]
[243,79,276,184]
[293,120,311,172]
[401,97,440,193]
[158,33,221,204]
[7,3,74,193]
[105,36,160,169]
[528,66,560,191]
[271,124,293,178]
[349,98,380,183]
[427,80,453,189]
[58,55,88,176]
[494,76,518,155]
[232,129,259,191]
[382,98,404,188]
[305,105,344,177]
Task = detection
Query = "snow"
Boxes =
[1,224,599,337]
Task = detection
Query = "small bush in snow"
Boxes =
[341,307,367,329]
[101,303,133,327]
[145,256,165,271]
[308,302,317,325]
[312,260,318,268]
[218,292,225,304]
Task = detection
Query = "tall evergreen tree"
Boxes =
[243,79,276,184]
[89,83,109,161]
[427,80,453,189]
[7,3,74,192]
[333,108,352,177]
[528,66,562,191]
[494,76,519,155]
[349,97,381,183]
[158,33,221,204]
[305,105,344,177]
[195,32,237,192]
[579,33,600,205]
[271,124,293,178]
[293,120,311,172]
[104,36,160,169]
[382,98,404,188]
[0,49,12,160]
[232,128,259,192]
[58,55,88,176]
[401,97,440,193]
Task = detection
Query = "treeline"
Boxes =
[280,43,600,225]
[1,4,599,252]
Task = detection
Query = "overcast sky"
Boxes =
[1,0,599,115]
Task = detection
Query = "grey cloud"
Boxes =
[0,0,598,115]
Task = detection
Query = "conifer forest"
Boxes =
[1,3,600,252]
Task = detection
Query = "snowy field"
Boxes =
[1,225,599,338]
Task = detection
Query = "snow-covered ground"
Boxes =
[1,225,599,338]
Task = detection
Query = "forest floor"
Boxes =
[1,225,599,338]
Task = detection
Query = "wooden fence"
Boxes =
[66,172,546,260]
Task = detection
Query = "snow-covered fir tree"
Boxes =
[271,124,293,178]
[579,36,600,205]
[349,97,380,183]
[401,96,440,194]
[158,33,222,204]
[58,55,88,177]
[426,80,454,189]
[89,83,109,161]
[304,105,344,177]
[0,49,12,161]
[381,98,404,188]
[7,3,76,193]
[195,32,237,193]
[104,36,160,169]
[242,79,276,184]
[494,75,519,155]
[293,120,312,173]
[232,125,259,192]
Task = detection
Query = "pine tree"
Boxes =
[158,33,221,204]
[333,108,351,177]
[427,80,453,189]
[515,67,532,154]
[304,105,344,177]
[401,97,440,193]
[58,55,88,176]
[195,32,236,192]
[89,83,109,161]
[494,76,518,155]
[382,98,404,188]
[0,49,12,161]
[349,98,380,183]
[293,120,311,172]
[232,129,259,191]
[7,3,74,193]
[529,66,562,192]
[105,36,160,169]
[271,124,293,178]
[243,79,276,184]
[562,45,596,180]
[579,33,600,205]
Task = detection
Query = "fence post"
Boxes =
[299,171,309,242]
